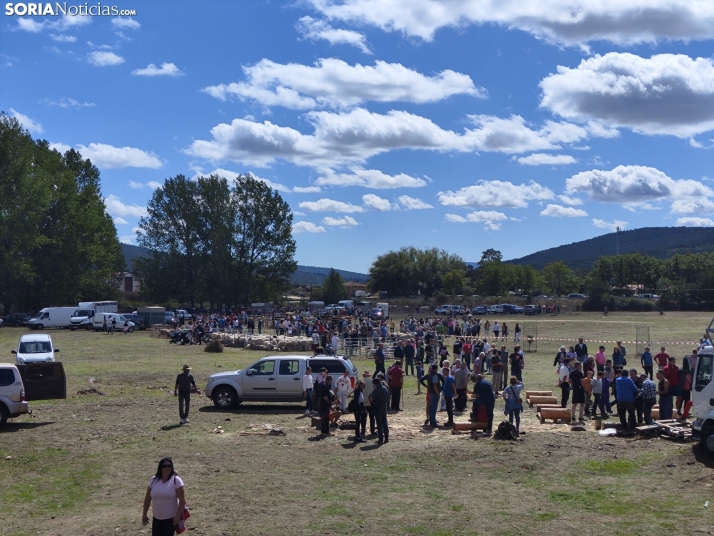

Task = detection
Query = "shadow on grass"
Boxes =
[692,443,714,468]
[308,434,329,441]
[0,421,55,433]
[359,443,382,451]
[198,404,301,415]
[160,423,183,431]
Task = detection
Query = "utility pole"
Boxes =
[616,226,621,255]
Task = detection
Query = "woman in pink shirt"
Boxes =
[142,457,187,535]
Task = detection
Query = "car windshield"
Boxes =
[72,309,92,317]
[19,341,52,353]
[343,358,357,374]
[32,312,43,319]
[696,355,713,391]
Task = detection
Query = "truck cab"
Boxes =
[692,347,714,456]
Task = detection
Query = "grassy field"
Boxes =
[1,311,713,535]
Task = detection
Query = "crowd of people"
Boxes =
[554,338,705,431]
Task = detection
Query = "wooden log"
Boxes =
[453,421,487,431]
[528,395,558,407]
[539,407,572,423]
[535,403,562,412]
[526,391,553,397]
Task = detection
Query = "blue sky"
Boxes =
[3,0,714,272]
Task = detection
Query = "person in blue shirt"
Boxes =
[441,367,456,427]
[615,369,639,431]
[640,346,653,380]
[470,374,495,435]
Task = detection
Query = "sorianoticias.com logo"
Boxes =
[5,3,136,16]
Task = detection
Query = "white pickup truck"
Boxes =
[205,355,358,410]
[692,346,714,456]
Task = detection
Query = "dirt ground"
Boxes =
[1,311,714,535]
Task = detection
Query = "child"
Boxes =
[416,362,424,395]
[591,371,604,418]
[582,370,593,415]
[123,320,129,334]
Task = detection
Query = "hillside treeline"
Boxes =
[368,247,714,310]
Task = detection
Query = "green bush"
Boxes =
[204,338,224,353]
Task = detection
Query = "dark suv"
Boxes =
[3,313,31,327]
[123,314,147,330]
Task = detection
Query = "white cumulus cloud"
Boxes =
[398,195,433,210]
[293,221,326,233]
[72,143,162,169]
[293,186,322,193]
[541,53,714,138]
[438,180,554,209]
[676,217,714,227]
[50,34,76,42]
[540,204,588,217]
[445,210,508,230]
[186,110,594,168]
[87,51,124,66]
[558,195,583,205]
[670,199,714,215]
[202,58,482,109]
[322,216,360,227]
[296,16,371,54]
[113,217,128,225]
[132,63,184,76]
[112,18,140,30]
[308,0,714,46]
[104,194,148,218]
[517,153,577,166]
[299,198,365,213]
[147,181,162,189]
[592,218,628,231]
[565,165,713,203]
[362,194,391,211]
[314,168,427,189]
[9,108,43,133]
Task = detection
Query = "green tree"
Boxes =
[367,247,465,297]
[322,268,348,304]
[0,113,123,312]
[137,175,204,308]
[231,174,296,305]
[543,261,576,296]
[442,269,465,295]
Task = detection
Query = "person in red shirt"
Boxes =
[654,347,669,368]
[387,361,404,411]
[663,357,682,416]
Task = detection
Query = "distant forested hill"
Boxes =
[120,244,368,284]
[508,227,714,270]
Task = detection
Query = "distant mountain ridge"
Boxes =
[507,227,714,270]
[120,244,369,284]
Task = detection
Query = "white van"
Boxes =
[70,301,118,330]
[27,307,76,329]
[92,313,135,332]
[376,302,389,318]
[12,334,58,364]
[338,300,355,312]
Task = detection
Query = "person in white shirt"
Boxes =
[331,332,340,354]
[559,357,572,408]
[302,366,316,415]
[335,370,352,412]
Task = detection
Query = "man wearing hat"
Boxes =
[174,365,200,424]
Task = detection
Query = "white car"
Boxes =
[12,334,58,364]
